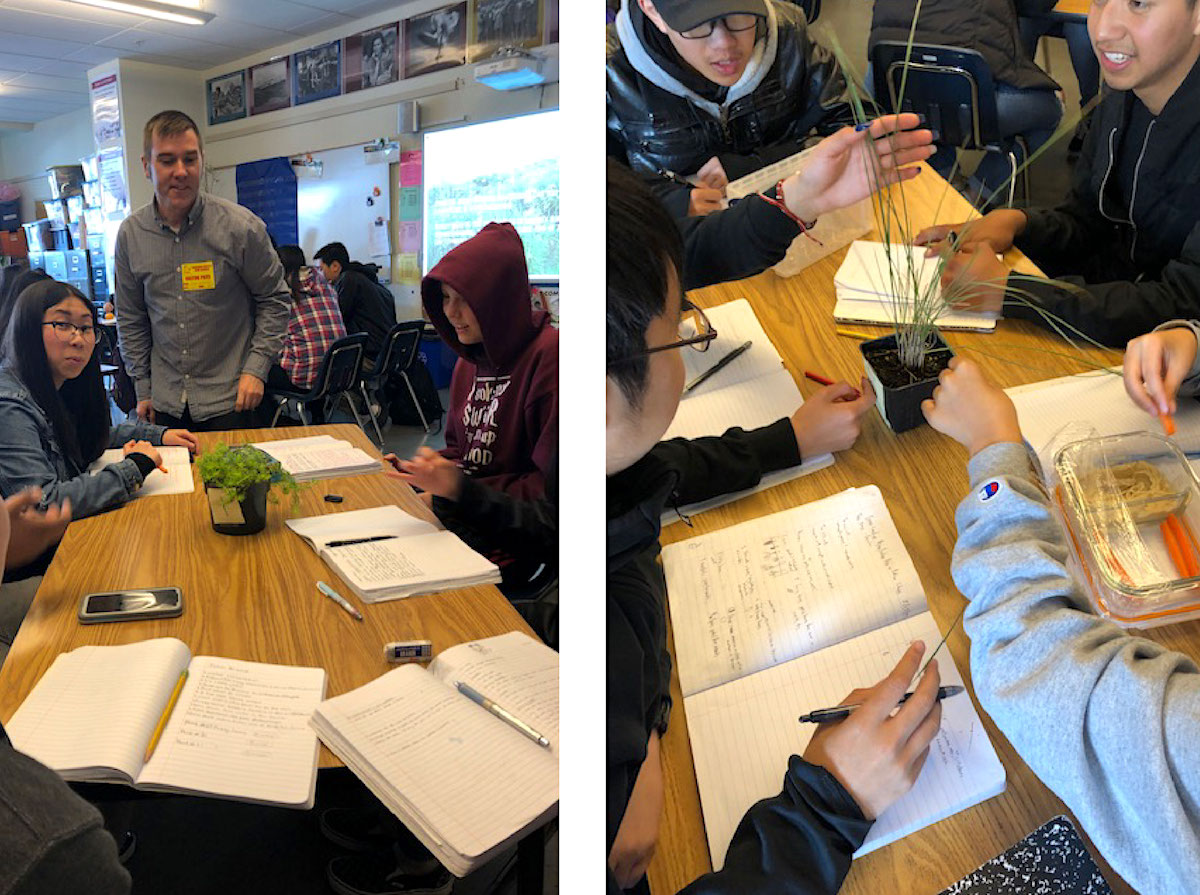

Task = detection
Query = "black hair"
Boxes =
[276,244,307,300]
[314,241,350,268]
[0,266,52,351]
[4,280,109,470]
[606,158,684,407]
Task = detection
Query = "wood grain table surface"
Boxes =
[645,165,1195,895]
[0,423,532,768]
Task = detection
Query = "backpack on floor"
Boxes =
[385,355,444,431]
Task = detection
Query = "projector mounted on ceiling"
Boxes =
[474,47,558,91]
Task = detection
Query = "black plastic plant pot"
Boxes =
[860,332,955,433]
[205,480,270,535]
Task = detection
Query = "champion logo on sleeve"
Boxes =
[979,480,1001,501]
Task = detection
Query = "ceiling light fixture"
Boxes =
[67,0,214,26]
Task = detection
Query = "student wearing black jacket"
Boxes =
[607,0,855,218]
[313,242,398,366]
[915,0,1200,347]
[606,154,944,893]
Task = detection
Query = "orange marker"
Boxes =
[1160,414,1177,437]
[804,370,862,399]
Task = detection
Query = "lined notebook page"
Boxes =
[663,486,927,697]
[665,367,803,441]
[833,295,997,332]
[251,435,377,477]
[287,504,439,546]
[835,242,941,298]
[326,531,497,596]
[90,447,195,496]
[138,657,325,807]
[1007,370,1200,472]
[6,638,193,782]
[311,664,558,863]
[686,612,1005,868]
[679,299,787,391]
[430,632,560,753]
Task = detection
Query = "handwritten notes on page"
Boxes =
[140,656,325,808]
[1006,369,1200,472]
[663,485,927,697]
[90,446,195,496]
[686,612,1005,868]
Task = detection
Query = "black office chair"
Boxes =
[266,332,370,428]
[358,321,434,447]
[870,41,1029,207]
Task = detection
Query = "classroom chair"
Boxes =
[359,321,435,446]
[265,332,370,428]
[871,41,1030,207]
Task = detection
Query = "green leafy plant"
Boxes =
[197,443,300,509]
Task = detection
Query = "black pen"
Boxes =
[686,340,752,392]
[656,166,692,188]
[798,685,965,724]
[326,535,397,548]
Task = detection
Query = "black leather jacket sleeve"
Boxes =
[679,195,801,290]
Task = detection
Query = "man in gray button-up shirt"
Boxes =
[115,110,291,430]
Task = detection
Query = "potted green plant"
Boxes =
[197,444,300,535]
[828,29,1104,432]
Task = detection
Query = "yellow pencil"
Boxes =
[144,669,188,763]
[836,327,880,340]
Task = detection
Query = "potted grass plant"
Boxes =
[197,444,300,535]
[828,24,1105,432]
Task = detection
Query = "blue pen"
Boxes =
[798,685,965,724]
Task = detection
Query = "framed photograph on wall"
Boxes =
[470,0,542,62]
[544,0,558,43]
[206,70,246,125]
[249,57,291,115]
[294,40,342,105]
[402,3,467,79]
[345,23,400,92]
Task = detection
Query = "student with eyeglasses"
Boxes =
[607,0,856,219]
[0,281,197,573]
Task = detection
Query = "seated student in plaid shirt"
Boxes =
[267,245,347,423]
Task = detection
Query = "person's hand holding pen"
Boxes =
[122,440,163,470]
[802,641,943,820]
[383,447,464,501]
[790,376,876,458]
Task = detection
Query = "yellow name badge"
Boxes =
[181,261,215,291]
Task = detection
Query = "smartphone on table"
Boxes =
[78,587,184,624]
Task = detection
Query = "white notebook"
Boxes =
[287,505,500,603]
[251,435,380,482]
[88,446,195,496]
[663,486,1005,866]
[662,300,834,524]
[833,241,998,332]
[6,638,325,809]
[310,632,558,877]
[1006,369,1200,473]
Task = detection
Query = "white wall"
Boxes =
[0,106,95,224]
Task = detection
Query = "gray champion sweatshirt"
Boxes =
[952,441,1200,895]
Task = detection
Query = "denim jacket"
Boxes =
[0,368,166,518]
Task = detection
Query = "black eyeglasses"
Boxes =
[679,13,761,39]
[42,321,97,342]
[608,299,718,366]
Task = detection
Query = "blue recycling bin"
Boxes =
[420,331,458,389]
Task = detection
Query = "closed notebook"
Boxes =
[309,631,558,877]
[661,298,834,523]
[6,637,325,809]
[938,815,1112,894]
[833,240,998,332]
[662,485,1005,868]
[287,505,500,602]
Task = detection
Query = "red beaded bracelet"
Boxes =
[758,178,822,245]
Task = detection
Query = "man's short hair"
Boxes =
[314,242,350,268]
[606,159,684,408]
[143,110,202,159]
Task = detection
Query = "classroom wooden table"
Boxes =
[647,165,1200,895]
[0,423,533,768]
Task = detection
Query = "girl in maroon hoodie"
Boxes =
[421,222,557,500]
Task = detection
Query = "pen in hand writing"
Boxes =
[798,685,964,724]
[686,340,752,392]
